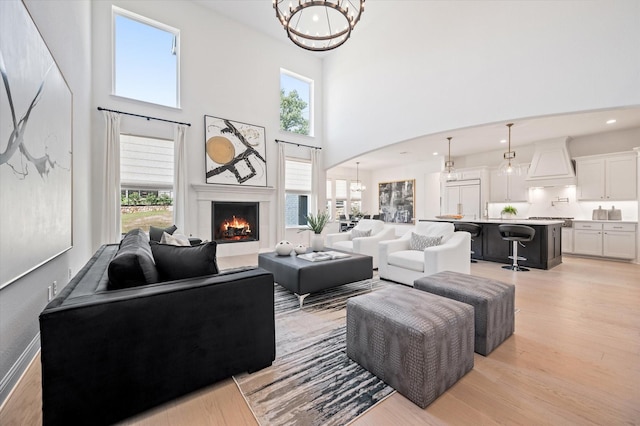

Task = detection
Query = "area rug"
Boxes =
[234,279,396,426]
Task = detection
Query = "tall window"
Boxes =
[335,179,347,218]
[285,159,312,227]
[280,69,313,136]
[113,7,180,108]
[120,135,174,233]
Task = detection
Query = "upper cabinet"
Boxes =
[490,164,530,202]
[576,153,637,201]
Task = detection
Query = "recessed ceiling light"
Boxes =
[500,139,507,144]
[432,152,438,156]
[606,119,617,124]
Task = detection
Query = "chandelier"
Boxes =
[442,137,459,181]
[498,123,522,176]
[353,161,366,192]
[273,0,366,52]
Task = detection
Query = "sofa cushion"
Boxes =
[414,222,455,242]
[108,229,159,290]
[388,250,425,272]
[332,240,354,253]
[351,228,372,239]
[160,232,191,246]
[149,224,178,242]
[409,232,443,251]
[150,241,219,281]
[353,219,385,236]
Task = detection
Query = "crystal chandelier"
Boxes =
[498,123,522,176]
[273,0,366,52]
[353,161,366,192]
[442,137,459,181]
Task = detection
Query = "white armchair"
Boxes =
[378,221,471,286]
[325,219,397,269]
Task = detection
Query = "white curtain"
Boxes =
[173,124,188,233]
[310,147,321,214]
[101,111,122,243]
[276,142,286,242]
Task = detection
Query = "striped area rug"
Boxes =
[234,279,396,426]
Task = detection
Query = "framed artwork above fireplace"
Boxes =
[204,115,267,187]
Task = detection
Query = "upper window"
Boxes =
[113,7,180,108]
[280,69,313,136]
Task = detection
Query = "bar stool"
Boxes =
[498,224,535,271]
[454,222,482,263]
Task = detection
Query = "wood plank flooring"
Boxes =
[1,255,638,425]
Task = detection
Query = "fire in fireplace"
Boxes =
[211,202,259,243]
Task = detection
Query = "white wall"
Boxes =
[0,0,93,406]
[91,0,324,252]
[322,0,640,168]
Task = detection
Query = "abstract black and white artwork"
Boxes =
[0,0,73,288]
[204,115,267,187]
[378,180,415,224]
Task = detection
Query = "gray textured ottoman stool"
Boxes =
[414,271,515,356]
[346,285,474,408]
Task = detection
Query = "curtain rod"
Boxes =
[275,139,322,150]
[97,107,191,127]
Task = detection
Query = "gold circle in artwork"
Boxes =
[206,136,235,164]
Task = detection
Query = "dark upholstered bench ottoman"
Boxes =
[414,271,515,356]
[346,285,474,408]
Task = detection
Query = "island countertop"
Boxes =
[419,218,563,270]
[424,218,566,225]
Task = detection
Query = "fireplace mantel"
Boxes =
[191,183,276,257]
[192,184,275,200]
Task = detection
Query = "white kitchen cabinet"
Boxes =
[561,227,573,253]
[489,165,529,202]
[576,153,637,201]
[444,180,480,219]
[572,221,637,259]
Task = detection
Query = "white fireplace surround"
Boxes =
[192,184,276,258]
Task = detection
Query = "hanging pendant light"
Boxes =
[442,137,459,181]
[498,123,521,176]
[353,161,366,192]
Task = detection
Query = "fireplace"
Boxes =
[211,202,259,244]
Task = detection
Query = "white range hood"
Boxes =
[526,137,577,187]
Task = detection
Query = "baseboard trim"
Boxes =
[0,333,40,412]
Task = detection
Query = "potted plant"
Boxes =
[501,205,518,219]
[302,211,330,251]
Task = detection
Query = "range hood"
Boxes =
[525,137,576,187]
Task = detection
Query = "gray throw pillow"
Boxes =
[409,232,443,251]
[149,224,178,242]
[108,228,159,290]
[351,229,372,239]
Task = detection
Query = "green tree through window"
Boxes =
[280,89,310,135]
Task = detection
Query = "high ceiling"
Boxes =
[196,1,640,170]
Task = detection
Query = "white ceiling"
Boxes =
[196,1,640,170]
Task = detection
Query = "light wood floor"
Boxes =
[1,255,639,425]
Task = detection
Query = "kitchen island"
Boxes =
[421,218,564,270]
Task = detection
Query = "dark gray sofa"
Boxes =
[39,242,275,426]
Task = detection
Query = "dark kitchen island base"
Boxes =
[421,219,563,270]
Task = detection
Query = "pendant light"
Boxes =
[442,137,459,181]
[498,123,521,176]
[353,161,365,192]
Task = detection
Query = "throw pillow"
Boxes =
[149,224,178,242]
[108,228,159,290]
[160,232,191,246]
[409,232,443,251]
[351,229,372,239]
[150,241,219,282]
